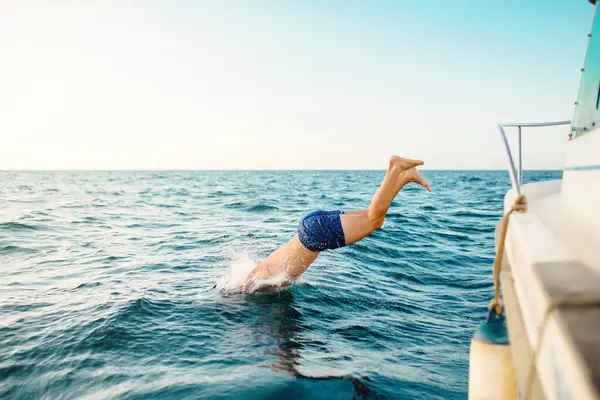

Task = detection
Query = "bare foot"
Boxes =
[389,155,424,172]
[399,167,432,192]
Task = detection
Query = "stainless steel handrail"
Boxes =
[497,120,571,195]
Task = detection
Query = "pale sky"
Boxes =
[0,1,593,170]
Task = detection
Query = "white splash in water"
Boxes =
[215,250,292,294]
[215,251,256,293]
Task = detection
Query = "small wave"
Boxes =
[245,204,278,212]
[91,199,108,208]
[154,234,230,250]
[78,297,178,351]
[431,229,469,241]
[72,281,102,290]
[126,222,181,229]
[263,217,282,223]
[173,211,191,216]
[449,209,499,218]
[211,190,236,197]
[0,222,40,231]
[223,202,279,213]
[445,278,491,290]
[166,188,190,196]
[388,270,425,285]
[101,255,128,263]
[452,224,494,234]
[223,201,244,209]
[462,176,484,182]
[0,245,38,255]
[155,203,178,209]
[70,216,103,225]
[333,324,389,342]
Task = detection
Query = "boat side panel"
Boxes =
[563,129,600,243]
[502,186,600,399]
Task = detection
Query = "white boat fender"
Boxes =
[468,309,517,400]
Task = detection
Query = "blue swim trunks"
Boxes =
[298,210,346,252]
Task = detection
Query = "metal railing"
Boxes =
[497,120,571,195]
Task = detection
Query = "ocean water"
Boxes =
[0,170,561,399]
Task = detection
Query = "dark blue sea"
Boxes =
[0,170,561,399]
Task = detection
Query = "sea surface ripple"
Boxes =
[0,170,561,399]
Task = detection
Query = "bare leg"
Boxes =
[242,156,429,293]
[341,157,431,245]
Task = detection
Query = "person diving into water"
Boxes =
[242,156,431,293]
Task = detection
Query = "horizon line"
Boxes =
[0,168,563,172]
